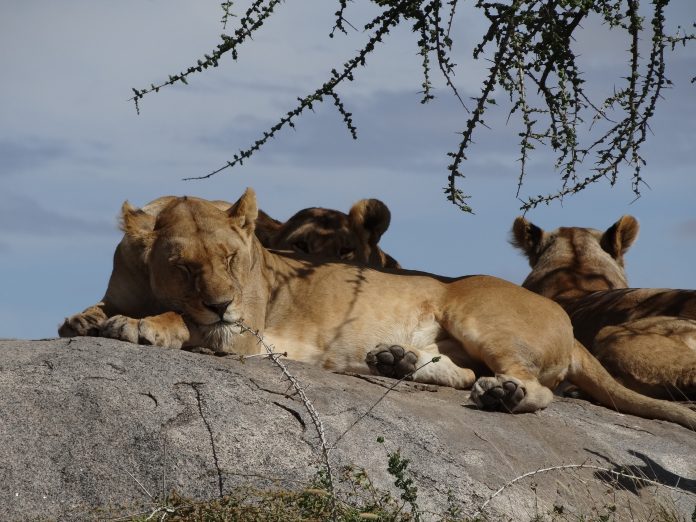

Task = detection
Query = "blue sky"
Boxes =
[1,1,694,339]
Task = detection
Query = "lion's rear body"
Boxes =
[260,260,575,384]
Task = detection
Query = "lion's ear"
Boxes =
[120,201,155,247]
[600,215,639,261]
[228,188,258,234]
[510,216,545,266]
[254,209,282,246]
[349,198,391,245]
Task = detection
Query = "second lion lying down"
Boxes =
[59,189,696,429]
[511,215,696,400]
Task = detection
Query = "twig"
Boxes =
[237,351,288,359]
[473,463,689,518]
[145,505,176,521]
[125,469,153,500]
[183,2,406,181]
[232,320,336,513]
[161,436,167,501]
[331,357,440,449]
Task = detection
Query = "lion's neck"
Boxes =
[523,267,628,301]
[523,249,630,302]
[255,240,337,323]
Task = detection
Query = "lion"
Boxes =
[512,215,696,400]
[59,190,696,429]
[57,194,396,338]
[255,198,400,268]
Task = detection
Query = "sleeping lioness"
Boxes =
[59,190,696,428]
[512,215,696,400]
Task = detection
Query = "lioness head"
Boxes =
[511,215,639,299]
[262,199,400,268]
[121,189,261,350]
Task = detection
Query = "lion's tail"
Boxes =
[568,340,696,431]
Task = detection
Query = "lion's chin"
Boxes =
[199,322,240,353]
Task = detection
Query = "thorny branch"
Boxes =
[331,356,441,449]
[183,3,405,181]
[231,320,442,509]
[232,320,336,513]
[133,0,694,211]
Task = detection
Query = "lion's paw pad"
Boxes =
[471,376,526,412]
[366,344,418,379]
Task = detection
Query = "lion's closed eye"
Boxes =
[175,264,192,279]
[226,254,236,272]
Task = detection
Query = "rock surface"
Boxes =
[1,337,695,521]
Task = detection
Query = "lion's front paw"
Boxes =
[59,309,106,337]
[100,315,140,344]
[137,317,184,348]
[471,375,526,412]
[100,315,184,348]
[366,344,418,379]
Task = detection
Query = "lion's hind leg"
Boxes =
[365,342,476,389]
[445,323,558,413]
[594,317,696,400]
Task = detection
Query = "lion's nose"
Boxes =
[203,300,232,320]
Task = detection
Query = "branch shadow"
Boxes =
[586,448,696,495]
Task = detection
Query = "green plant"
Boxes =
[387,449,420,520]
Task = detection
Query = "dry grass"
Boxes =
[117,461,695,522]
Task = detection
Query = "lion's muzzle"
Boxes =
[203,300,233,321]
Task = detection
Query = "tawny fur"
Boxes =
[59,191,696,429]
